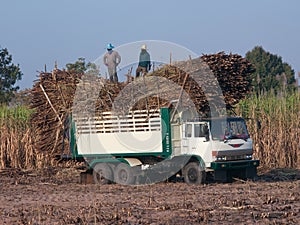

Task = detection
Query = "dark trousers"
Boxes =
[109,72,118,83]
[136,66,148,77]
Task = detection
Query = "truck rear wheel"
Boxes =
[114,163,135,185]
[183,162,206,184]
[93,163,113,184]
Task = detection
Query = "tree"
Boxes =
[66,57,100,76]
[66,57,86,73]
[245,46,295,94]
[0,47,23,105]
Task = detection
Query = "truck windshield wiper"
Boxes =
[224,134,248,142]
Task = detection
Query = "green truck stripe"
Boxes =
[70,116,80,159]
[161,108,172,157]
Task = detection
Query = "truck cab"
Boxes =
[171,116,259,182]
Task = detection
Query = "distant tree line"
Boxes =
[66,57,100,76]
[0,47,22,105]
[246,46,296,94]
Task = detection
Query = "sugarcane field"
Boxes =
[1,48,299,225]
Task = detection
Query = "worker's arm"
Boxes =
[147,53,151,70]
[116,52,121,65]
[103,54,108,66]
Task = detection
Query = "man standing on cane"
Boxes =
[136,44,151,78]
[103,43,121,83]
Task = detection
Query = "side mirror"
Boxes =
[204,124,209,141]
[205,134,210,142]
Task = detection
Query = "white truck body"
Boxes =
[74,110,163,155]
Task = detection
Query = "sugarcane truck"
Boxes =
[70,106,259,185]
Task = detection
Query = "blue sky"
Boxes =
[1,0,299,89]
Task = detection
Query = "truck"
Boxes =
[70,106,259,185]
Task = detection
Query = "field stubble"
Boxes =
[0,167,299,224]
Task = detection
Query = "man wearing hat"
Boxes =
[136,44,151,78]
[103,43,121,83]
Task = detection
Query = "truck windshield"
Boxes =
[210,119,249,141]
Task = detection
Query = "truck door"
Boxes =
[182,123,192,154]
[182,123,210,157]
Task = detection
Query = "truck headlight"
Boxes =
[245,155,252,159]
[217,156,226,161]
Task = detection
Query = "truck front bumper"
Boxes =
[211,160,259,171]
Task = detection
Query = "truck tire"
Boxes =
[183,162,206,184]
[93,163,113,184]
[114,163,135,185]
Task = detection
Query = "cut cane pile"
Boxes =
[30,52,255,156]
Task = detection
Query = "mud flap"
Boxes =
[215,170,230,182]
[80,171,94,184]
[245,166,257,179]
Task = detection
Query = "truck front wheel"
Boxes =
[93,163,113,184]
[183,162,206,184]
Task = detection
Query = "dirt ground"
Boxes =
[0,166,299,225]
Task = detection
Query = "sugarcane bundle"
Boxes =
[30,52,255,156]
[30,69,82,155]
